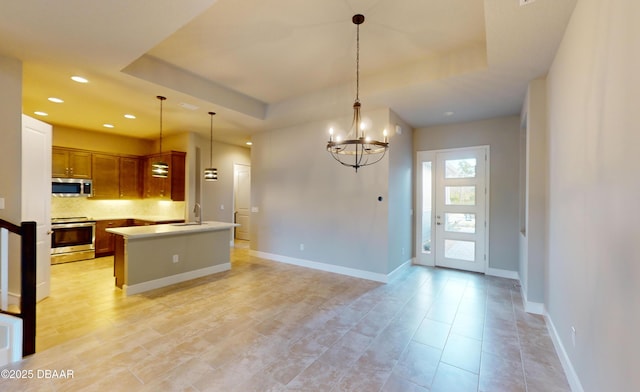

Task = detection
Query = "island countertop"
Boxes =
[106,221,238,239]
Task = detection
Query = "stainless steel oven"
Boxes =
[51,217,96,264]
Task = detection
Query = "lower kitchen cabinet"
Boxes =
[95,219,130,257]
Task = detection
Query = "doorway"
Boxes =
[415,146,489,273]
[233,164,250,241]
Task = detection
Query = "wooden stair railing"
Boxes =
[0,219,37,356]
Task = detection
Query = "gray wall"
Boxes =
[520,79,547,306]
[251,108,398,276]
[387,111,414,271]
[198,136,251,223]
[545,0,640,390]
[414,116,521,273]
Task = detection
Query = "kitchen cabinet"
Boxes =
[91,153,120,199]
[143,151,186,201]
[95,219,131,257]
[52,147,92,178]
[119,156,141,199]
[91,154,141,199]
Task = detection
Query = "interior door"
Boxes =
[21,115,52,301]
[233,164,250,241]
[416,146,488,273]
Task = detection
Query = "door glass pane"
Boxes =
[445,213,476,233]
[445,186,476,205]
[444,240,475,261]
[445,158,476,179]
[422,162,432,253]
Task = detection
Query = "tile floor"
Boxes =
[0,243,571,391]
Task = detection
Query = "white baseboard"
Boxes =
[545,312,585,392]
[123,263,230,296]
[251,250,401,283]
[8,291,20,307]
[486,267,520,280]
[387,258,413,282]
[521,290,545,315]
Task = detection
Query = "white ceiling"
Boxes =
[0,0,576,147]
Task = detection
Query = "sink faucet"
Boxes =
[193,203,202,225]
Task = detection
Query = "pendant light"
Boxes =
[152,95,169,178]
[204,111,218,181]
[326,14,389,172]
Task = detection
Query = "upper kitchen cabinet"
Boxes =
[119,156,142,199]
[143,151,186,201]
[52,147,92,178]
[92,153,119,199]
[92,154,142,199]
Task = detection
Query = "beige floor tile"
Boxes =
[0,246,572,391]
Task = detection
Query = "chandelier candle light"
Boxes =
[326,14,389,172]
[151,95,169,178]
[204,111,218,181]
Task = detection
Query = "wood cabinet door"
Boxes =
[143,153,171,199]
[120,156,141,199]
[52,148,69,177]
[68,151,92,178]
[95,219,130,257]
[51,148,92,178]
[92,153,119,199]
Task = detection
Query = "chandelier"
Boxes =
[151,95,169,178]
[326,14,389,172]
[204,111,218,181]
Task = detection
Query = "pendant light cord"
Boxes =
[209,112,216,167]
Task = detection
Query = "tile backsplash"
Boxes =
[52,198,186,221]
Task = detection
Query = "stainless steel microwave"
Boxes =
[52,178,93,197]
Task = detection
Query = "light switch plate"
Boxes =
[251,206,259,213]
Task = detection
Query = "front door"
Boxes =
[416,146,488,273]
[21,115,52,301]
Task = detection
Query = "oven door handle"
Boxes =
[52,222,95,229]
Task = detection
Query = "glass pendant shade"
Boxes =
[204,111,218,181]
[152,95,169,178]
[152,162,169,178]
[204,167,218,181]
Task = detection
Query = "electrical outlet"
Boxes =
[251,206,259,213]
[571,326,576,347]
[520,0,536,5]
[299,243,304,251]
[172,254,179,263]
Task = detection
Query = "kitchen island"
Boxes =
[107,221,238,296]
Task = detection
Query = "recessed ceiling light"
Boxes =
[71,75,89,83]
[246,141,253,146]
[444,111,454,116]
[124,114,136,119]
[179,102,199,111]
[103,124,114,128]
[34,111,48,116]
[48,97,64,103]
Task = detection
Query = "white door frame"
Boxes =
[415,146,490,273]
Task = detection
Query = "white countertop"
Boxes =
[106,221,238,239]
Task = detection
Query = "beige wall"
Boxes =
[0,55,22,223]
[545,0,640,390]
[53,125,154,156]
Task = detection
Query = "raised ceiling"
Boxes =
[0,0,576,146]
